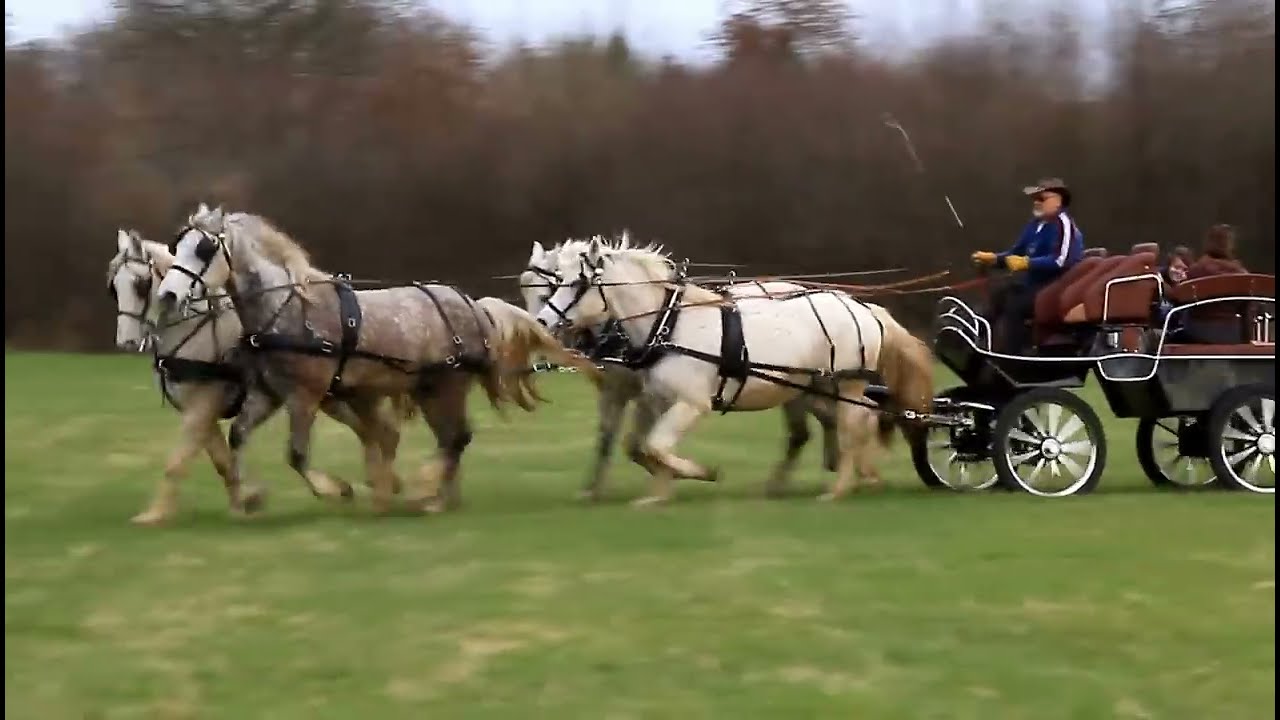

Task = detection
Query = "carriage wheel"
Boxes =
[909,408,1000,491]
[1136,417,1217,490]
[1207,385,1275,494]
[992,388,1107,497]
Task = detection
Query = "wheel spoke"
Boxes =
[1060,439,1094,457]
[1024,408,1048,437]
[927,438,952,450]
[1227,446,1257,467]
[1262,397,1275,431]
[1160,454,1183,477]
[1244,453,1263,481]
[1057,414,1084,442]
[1058,453,1085,478]
[1221,425,1254,443]
[1049,459,1062,478]
[1237,405,1261,433]
[1183,458,1197,483]
[1268,455,1276,475]
[958,463,971,486]
[1011,449,1041,466]
[1027,458,1046,483]
[1046,403,1062,436]
[1156,419,1178,437]
[1008,428,1039,445]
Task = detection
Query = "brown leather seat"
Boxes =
[1168,273,1275,303]
[1059,255,1127,320]
[1083,247,1109,259]
[1130,242,1160,255]
[1034,256,1105,326]
[1080,251,1159,323]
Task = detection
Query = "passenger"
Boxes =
[971,177,1085,353]
[1182,224,1250,343]
[1161,245,1192,286]
[1156,246,1193,333]
[1186,224,1248,280]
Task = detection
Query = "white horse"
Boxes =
[108,227,412,524]
[535,237,934,506]
[523,239,859,501]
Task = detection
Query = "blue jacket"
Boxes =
[997,211,1084,287]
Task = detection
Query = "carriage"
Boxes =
[888,243,1276,497]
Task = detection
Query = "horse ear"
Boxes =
[587,237,603,265]
[207,206,225,226]
[117,229,131,251]
[530,241,545,263]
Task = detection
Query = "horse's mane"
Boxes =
[224,212,331,292]
[570,233,723,304]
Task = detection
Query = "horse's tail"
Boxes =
[872,305,934,421]
[476,297,602,412]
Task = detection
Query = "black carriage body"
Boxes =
[1097,355,1275,418]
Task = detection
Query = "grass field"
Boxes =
[4,351,1275,719]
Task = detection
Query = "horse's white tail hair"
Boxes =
[476,297,602,412]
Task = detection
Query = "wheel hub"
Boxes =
[1259,433,1276,456]
[1040,437,1062,460]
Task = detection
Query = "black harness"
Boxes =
[554,257,888,415]
[167,225,494,399]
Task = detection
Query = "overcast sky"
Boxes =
[6,0,1012,59]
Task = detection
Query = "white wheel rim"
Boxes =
[924,424,998,490]
[1219,396,1276,494]
[1004,402,1098,497]
[1151,419,1215,487]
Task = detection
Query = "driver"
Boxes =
[970,178,1085,353]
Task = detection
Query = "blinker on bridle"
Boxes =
[167,224,228,301]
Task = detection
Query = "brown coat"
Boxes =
[1186,255,1247,280]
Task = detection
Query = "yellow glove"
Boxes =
[1004,255,1030,272]
[971,251,998,266]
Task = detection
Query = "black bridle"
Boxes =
[108,255,155,325]
[167,224,232,303]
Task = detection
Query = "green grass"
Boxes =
[4,351,1275,720]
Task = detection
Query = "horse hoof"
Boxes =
[337,479,355,502]
[390,475,404,495]
[130,510,171,526]
[630,495,666,509]
[240,486,268,515]
[704,467,721,483]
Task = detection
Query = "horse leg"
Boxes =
[819,382,868,502]
[809,398,840,473]
[334,396,397,514]
[412,377,473,513]
[286,390,353,502]
[321,398,403,496]
[624,392,664,476]
[372,400,405,495]
[581,379,634,502]
[765,397,811,498]
[132,392,220,525]
[203,419,266,516]
[855,410,886,490]
[634,400,712,508]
